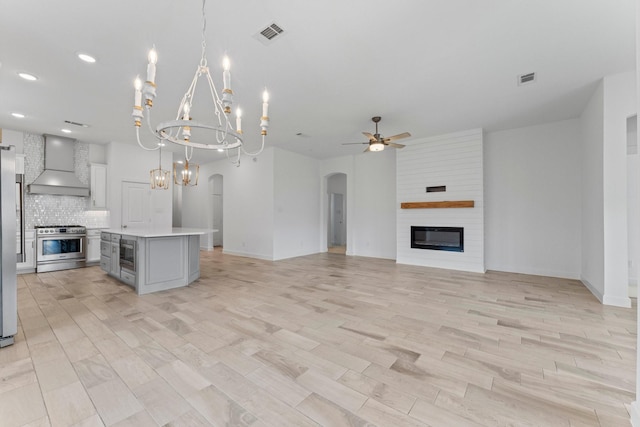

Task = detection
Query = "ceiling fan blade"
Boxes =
[385,132,411,142]
[362,132,376,141]
[387,142,405,149]
[342,142,368,145]
[363,146,371,153]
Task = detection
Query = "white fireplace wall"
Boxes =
[396,129,484,272]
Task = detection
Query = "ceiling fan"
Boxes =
[342,116,411,152]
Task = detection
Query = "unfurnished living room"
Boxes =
[0,1,638,426]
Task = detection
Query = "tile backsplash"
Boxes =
[23,133,110,229]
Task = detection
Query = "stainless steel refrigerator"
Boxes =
[0,146,17,347]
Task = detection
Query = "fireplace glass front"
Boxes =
[411,226,464,252]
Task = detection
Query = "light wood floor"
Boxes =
[327,246,346,255]
[2,250,636,426]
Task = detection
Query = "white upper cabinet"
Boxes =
[90,163,107,209]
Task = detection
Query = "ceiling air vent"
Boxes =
[64,120,89,128]
[518,72,536,86]
[253,22,285,46]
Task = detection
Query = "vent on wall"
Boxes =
[253,22,285,45]
[518,72,536,86]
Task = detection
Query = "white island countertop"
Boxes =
[102,228,216,238]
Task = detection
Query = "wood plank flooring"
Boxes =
[2,250,636,426]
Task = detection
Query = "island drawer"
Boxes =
[120,270,136,288]
[100,241,111,257]
[100,256,110,272]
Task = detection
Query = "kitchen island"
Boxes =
[100,228,212,295]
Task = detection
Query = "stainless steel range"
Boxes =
[35,225,87,272]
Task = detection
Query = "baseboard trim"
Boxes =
[580,277,604,303]
[487,265,580,280]
[221,249,273,261]
[630,281,638,298]
[630,402,640,427]
[396,259,485,274]
[603,294,632,308]
[273,249,320,261]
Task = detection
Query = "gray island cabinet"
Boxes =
[100,228,208,295]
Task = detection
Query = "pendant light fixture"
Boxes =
[174,160,199,187]
[150,144,170,189]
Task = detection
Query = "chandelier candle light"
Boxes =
[131,0,270,186]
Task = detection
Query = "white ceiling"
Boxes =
[0,0,635,163]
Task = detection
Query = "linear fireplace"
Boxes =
[411,226,464,252]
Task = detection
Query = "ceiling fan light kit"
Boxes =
[369,141,385,152]
[342,116,410,153]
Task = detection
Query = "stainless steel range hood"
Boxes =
[27,134,90,197]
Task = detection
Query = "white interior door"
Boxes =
[122,181,150,229]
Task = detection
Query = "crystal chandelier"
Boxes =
[150,144,169,190]
[131,0,270,179]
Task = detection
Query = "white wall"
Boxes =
[273,148,321,260]
[106,141,173,229]
[629,4,640,427]
[319,152,397,260]
[352,149,397,259]
[1,129,24,153]
[180,147,396,262]
[172,184,182,227]
[397,129,484,272]
[485,119,582,279]
[602,72,635,307]
[89,144,106,164]
[181,147,396,261]
[181,149,275,260]
[579,72,635,308]
[629,154,638,294]
[628,116,638,297]
[580,81,606,301]
[631,4,640,424]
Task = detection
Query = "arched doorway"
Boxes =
[209,174,224,248]
[326,173,347,254]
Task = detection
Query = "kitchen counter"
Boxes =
[100,228,215,295]
[101,227,213,238]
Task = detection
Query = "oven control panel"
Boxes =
[35,226,86,235]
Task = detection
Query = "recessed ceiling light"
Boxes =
[217,148,224,152]
[61,129,72,134]
[18,72,38,81]
[176,160,184,164]
[77,53,96,63]
[11,112,25,118]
